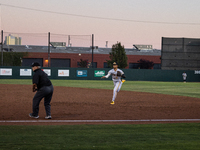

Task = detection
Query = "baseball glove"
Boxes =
[117,71,122,77]
[32,83,37,92]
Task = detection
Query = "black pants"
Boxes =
[32,85,54,116]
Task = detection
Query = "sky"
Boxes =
[0,0,200,49]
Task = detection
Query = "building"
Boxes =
[1,45,161,69]
[4,34,22,45]
[133,45,153,50]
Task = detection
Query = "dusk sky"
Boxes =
[0,0,200,49]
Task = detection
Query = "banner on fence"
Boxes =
[20,69,32,76]
[58,70,69,77]
[43,69,51,76]
[77,70,87,77]
[94,70,105,77]
[194,70,200,74]
[0,68,12,76]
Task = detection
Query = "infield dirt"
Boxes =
[0,84,200,125]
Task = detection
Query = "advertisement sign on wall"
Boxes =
[0,68,12,76]
[94,70,105,77]
[43,69,51,76]
[58,70,69,77]
[194,70,200,74]
[77,70,87,77]
[20,69,32,76]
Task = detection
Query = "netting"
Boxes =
[50,33,91,47]
[2,32,91,47]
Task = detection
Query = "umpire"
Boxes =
[29,62,54,119]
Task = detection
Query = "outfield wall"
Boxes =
[0,66,200,82]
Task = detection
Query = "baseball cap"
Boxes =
[113,62,118,65]
[31,62,40,67]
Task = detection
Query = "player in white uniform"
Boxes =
[182,72,187,83]
[101,62,126,105]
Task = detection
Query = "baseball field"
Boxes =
[0,79,200,149]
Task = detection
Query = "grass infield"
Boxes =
[0,79,200,149]
[1,123,200,150]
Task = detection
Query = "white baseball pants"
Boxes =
[112,81,123,102]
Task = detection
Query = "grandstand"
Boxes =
[161,37,200,70]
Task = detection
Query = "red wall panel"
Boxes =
[25,52,161,68]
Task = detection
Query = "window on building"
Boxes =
[77,61,97,68]
[129,63,140,69]
[51,59,70,67]
[22,58,43,67]
[153,64,161,69]
[104,62,111,68]
[91,62,97,68]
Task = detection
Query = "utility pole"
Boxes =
[1,30,3,66]
[48,32,50,67]
[92,34,94,68]
[68,35,71,47]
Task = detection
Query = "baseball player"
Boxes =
[29,62,54,119]
[182,72,187,83]
[101,62,126,104]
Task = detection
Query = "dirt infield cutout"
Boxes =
[0,84,200,125]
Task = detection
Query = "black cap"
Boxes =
[31,62,40,67]
[113,62,118,65]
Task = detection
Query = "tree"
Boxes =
[0,52,28,66]
[78,59,88,68]
[138,59,154,69]
[106,42,128,68]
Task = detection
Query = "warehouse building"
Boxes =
[1,45,161,69]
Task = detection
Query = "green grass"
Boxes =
[0,79,200,98]
[1,79,200,150]
[1,123,200,150]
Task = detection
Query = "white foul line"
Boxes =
[0,119,200,123]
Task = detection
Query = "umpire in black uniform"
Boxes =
[29,62,54,119]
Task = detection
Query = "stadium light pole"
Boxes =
[92,34,94,68]
[1,30,3,66]
[48,32,50,67]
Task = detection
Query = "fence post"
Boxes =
[48,32,50,67]
[1,30,3,66]
[92,34,94,68]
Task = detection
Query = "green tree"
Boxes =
[138,59,154,69]
[107,42,128,68]
[0,52,28,66]
[78,59,88,68]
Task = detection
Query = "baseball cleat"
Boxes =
[110,101,115,105]
[122,79,126,83]
[29,113,39,119]
[45,116,52,119]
